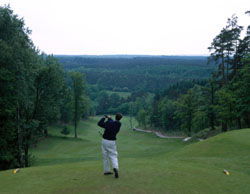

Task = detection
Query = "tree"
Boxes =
[149,93,161,127]
[33,55,64,136]
[232,11,250,77]
[208,13,249,132]
[129,102,135,129]
[0,6,78,169]
[109,93,121,108]
[158,97,177,131]
[70,72,86,138]
[175,88,198,135]
[215,87,236,131]
[96,91,110,114]
[233,56,250,127]
[208,15,243,85]
[0,5,39,168]
[61,126,70,136]
[203,78,218,130]
[60,83,73,124]
[136,109,148,128]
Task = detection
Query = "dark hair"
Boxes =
[115,113,123,121]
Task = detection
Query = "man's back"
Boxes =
[98,118,121,140]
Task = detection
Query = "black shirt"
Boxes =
[98,117,121,140]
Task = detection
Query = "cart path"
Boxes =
[133,128,186,139]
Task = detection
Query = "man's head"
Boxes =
[115,113,123,121]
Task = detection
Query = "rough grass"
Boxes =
[0,117,250,194]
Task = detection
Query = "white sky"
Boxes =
[1,0,249,55]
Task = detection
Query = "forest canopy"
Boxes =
[57,55,215,92]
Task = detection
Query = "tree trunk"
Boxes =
[17,102,25,167]
[129,104,133,129]
[221,56,225,85]
[222,121,228,132]
[237,118,242,129]
[74,119,77,138]
[188,112,192,135]
[210,82,215,130]
[244,114,250,128]
[44,128,48,137]
[74,80,78,138]
[24,143,29,167]
[226,51,230,83]
[32,87,39,119]
[210,113,215,130]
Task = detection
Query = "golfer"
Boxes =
[98,113,123,178]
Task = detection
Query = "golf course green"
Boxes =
[0,116,250,194]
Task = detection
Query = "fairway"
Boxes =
[0,116,250,194]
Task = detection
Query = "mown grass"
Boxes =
[105,90,131,98]
[0,116,250,194]
[31,117,184,166]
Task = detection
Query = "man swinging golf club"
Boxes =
[98,113,123,178]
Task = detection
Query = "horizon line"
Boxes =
[53,54,210,57]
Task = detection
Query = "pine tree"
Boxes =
[208,15,243,85]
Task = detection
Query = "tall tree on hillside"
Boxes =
[149,93,161,127]
[0,5,40,168]
[203,78,218,130]
[215,87,237,131]
[230,12,250,78]
[0,6,91,169]
[33,55,64,137]
[158,97,177,131]
[136,109,148,128]
[60,84,73,124]
[208,15,243,85]
[228,11,250,128]
[129,102,135,129]
[233,56,250,128]
[70,72,85,138]
[208,15,246,132]
[175,87,200,135]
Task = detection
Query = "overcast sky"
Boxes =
[1,0,249,55]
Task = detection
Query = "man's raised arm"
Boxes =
[98,117,106,128]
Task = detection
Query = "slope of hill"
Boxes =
[0,117,249,194]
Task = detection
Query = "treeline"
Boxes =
[88,85,156,115]
[135,14,250,134]
[0,6,88,170]
[88,86,129,115]
[57,55,216,93]
[58,55,216,115]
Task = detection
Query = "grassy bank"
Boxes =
[0,117,249,193]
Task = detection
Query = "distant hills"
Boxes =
[56,55,215,92]
[55,54,209,58]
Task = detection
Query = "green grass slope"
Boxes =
[0,117,250,194]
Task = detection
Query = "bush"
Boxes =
[192,127,221,140]
[61,126,70,136]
